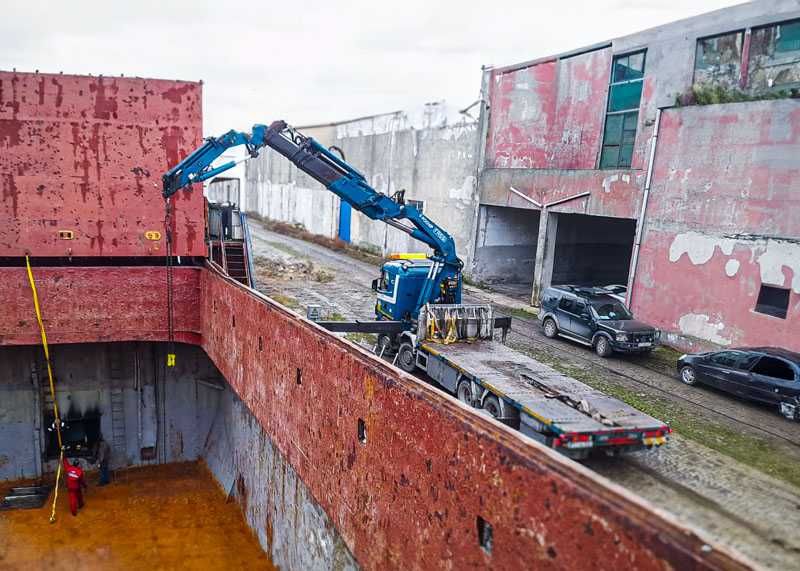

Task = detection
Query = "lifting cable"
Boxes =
[164,198,176,368]
[24,255,64,524]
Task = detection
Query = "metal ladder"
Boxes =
[109,389,126,456]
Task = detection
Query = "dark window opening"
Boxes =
[357,418,367,444]
[601,51,646,169]
[258,336,263,351]
[296,367,302,385]
[476,516,493,554]
[751,356,796,381]
[232,314,236,328]
[46,413,101,459]
[754,285,790,318]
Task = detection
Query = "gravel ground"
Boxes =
[247,218,800,569]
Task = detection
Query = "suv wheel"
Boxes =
[594,336,613,358]
[543,318,558,339]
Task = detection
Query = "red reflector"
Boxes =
[565,433,591,442]
[606,437,637,445]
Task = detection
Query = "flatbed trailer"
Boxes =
[413,339,670,458]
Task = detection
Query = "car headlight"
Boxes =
[616,333,628,342]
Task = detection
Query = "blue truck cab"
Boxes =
[373,259,436,321]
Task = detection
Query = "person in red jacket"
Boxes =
[63,457,87,516]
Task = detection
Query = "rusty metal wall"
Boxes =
[0,71,204,257]
[631,101,800,351]
[0,266,202,346]
[199,270,749,571]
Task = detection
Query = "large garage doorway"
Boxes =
[551,213,636,287]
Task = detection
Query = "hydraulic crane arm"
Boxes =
[162,121,461,271]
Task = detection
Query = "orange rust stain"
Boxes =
[0,462,277,570]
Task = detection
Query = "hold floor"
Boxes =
[0,462,276,570]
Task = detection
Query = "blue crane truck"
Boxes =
[162,120,671,458]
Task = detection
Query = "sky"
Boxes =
[1,0,746,136]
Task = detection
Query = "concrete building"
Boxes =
[473,0,800,351]
[244,104,481,264]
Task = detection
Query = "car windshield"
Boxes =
[590,301,633,321]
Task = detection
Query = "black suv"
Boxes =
[538,286,660,358]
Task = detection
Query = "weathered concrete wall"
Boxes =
[631,100,800,351]
[199,269,747,570]
[472,205,539,283]
[0,71,204,257]
[245,117,479,266]
[204,387,358,570]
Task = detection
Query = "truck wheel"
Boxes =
[594,336,613,358]
[482,394,502,419]
[679,365,697,386]
[396,343,416,373]
[375,334,394,358]
[543,318,558,339]
[456,380,473,406]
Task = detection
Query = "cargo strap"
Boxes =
[25,256,64,523]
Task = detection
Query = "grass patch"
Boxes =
[327,312,346,322]
[503,306,539,321]
[513,342,800,489]
[264,240,304,258]
[271,294,301,311]
[313,269,335,283]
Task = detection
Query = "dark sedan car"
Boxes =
[677,347,800,420]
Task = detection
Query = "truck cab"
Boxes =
[373,256,461,322]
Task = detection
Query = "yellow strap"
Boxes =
[25,256,64,522]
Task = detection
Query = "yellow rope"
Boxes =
[25,256,64,523]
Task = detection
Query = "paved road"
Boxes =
[247,218,800,569]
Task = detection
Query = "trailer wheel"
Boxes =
[482,394,502,419]
[396,343,416,373]
[456,380,474,406]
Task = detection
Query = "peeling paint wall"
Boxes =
[632,100,800,350]
[0,71,204,257]
[245,116,479,266]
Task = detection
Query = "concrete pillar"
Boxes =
[531,210,559,305]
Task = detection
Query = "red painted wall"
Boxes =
[486,48,612,170]
[0,266,202,345]
[631,101,800,350]
[0,72,204,257]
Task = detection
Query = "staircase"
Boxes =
[223,241,250,286]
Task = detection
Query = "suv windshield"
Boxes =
[590,301,633,321]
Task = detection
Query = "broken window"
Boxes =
[748,19,800,91]
[754,284,790,319]
[600,51,645,169]
[694,31,744,89]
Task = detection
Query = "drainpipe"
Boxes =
[627,107,663,308]
[135,344,142,450]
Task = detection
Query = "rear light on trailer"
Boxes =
[555,433,593,449]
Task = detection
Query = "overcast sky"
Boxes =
[2,0,745,135]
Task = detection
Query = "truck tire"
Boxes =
[594,336,613,358]
[396,343,416,373]
[456,380,474,406]
[375,334,394,358]
[482,394,502,419]
[543,318,558,339]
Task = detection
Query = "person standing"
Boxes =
[94,436,111,486]
[63,457,87,516]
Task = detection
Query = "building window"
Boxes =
[754,284,790,319]
[600,51,645,169]
[406,199,425,214]
[694,31,744,89]
[749,19,800,91]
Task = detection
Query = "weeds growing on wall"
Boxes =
[675,84,799,107]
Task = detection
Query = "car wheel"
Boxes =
[396,343,416,373]
[594,336,613,358]
[543,318,558,339]
[456,380,473,406]
[482,394,502,419]
[679,365,697,386]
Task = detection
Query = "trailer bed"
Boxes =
[420,340,667,435]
